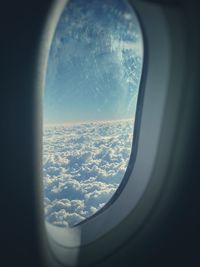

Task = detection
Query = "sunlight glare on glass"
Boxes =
[43,0,143,228]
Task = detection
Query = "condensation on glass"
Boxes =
[43,0,143,228]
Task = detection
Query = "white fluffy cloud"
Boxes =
[43,119,133,227]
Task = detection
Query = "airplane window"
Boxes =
[43,0,143,228]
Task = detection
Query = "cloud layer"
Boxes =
[43,120,133,227]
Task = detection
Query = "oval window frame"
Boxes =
[37,0,172,266]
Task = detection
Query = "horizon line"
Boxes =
[44,117,135,127]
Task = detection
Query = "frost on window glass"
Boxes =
[43,0,143,227]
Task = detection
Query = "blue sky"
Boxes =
[44,0,143,124]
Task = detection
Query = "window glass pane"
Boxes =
[43,0,143,227]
